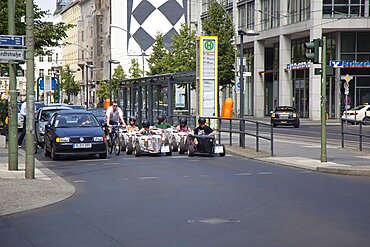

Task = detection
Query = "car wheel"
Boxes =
[179,141,186,154]
[363,117,370,125]
[44,143,51,157]
[99,152,107,159]
[51,146,59,160]
[294,123,300,128]
[126,142,133,155]
[219,145,226,157]
[135,144,141,157]
[187,145,195,157]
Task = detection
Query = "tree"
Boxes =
[202,0,235,89]
[60,66,80,97]
[0,1,73,56]
[96,65,127,100]
[96,80,109,100]
[167,23,196,73]
[146,33,169,75]
[129,59,143,78]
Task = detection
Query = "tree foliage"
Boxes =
[60,66,80,97]
[129,59,143,78]
[202,0,235,89]
[0,1,73,56]
[96,65,127,100]
[146,33,169,75]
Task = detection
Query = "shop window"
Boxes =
[341,32,355,52]
[357,32,370,52]
[341,54,355,61]
[357,54,370,62]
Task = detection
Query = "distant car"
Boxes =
[271,106,300,128]
[67,104,85,110]
[341,104,370,124]
[88,108,106,125]
[35,106,72,148]
[44,110,107,160]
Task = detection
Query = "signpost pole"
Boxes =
[7,0,18,170]
[321,36,327,163]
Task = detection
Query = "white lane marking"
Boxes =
[258,172,273,175]
[170,156,187,159]
[103,162,120,165]
[73,180,86,183]
[236,173,252,176]
[299,171,312,174]
[124,157,140,160]
[138,177,160,180]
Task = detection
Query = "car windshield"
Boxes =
[276,107,294,112]
[350,105,366,111]
[55,113,100,128]
[41,109,63,122]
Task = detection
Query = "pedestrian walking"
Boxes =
[18,101,27,147]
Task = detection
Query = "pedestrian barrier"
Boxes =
[341,119,370,151]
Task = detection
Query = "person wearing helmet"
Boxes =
[155,114,172,129]
[126,116,139,132]
[176,117,190,132]
[138,119,151,135]
[193,117,215,136]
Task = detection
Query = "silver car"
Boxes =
[35,106,71,148]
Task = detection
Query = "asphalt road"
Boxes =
[1,152,370,247]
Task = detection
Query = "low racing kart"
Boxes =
[186,134,225,157]
[133,129,172,157]
[176,131,191,154]
[122,131,138,154]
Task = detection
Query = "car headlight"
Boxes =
[93,136,104,142]
[56,137,70,143]
[293,113,297,117]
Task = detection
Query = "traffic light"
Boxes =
[304,38,322,64]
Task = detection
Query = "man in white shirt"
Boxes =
[18,101,27,147]
[105,101,126,138]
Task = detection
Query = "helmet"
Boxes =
[157,115,165,122]
[179,117,187,125]
[142,119,150,128]
[129,116,136,123]
[198,118,206,125]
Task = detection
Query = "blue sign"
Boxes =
[39,78,57,90]
[330,60,370,68]
[0,35,25,47]
[236,82,240,90]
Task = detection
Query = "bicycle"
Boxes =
[107,124,121,155]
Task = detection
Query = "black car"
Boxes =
[271,106,300,128]
[44,110,107,160]
[186,134,225,157]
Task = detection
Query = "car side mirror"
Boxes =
[45,123,51,130]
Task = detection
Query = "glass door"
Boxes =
[293,79,309,118]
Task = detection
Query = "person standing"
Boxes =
[18,101,27,147]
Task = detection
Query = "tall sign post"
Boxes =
[321,36,327,163]
[341,74,352,121]
[25,0,35,179]
[196,36,218,126]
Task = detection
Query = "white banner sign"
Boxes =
[0,49,25,61]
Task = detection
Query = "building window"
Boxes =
[48,55,52,62]
[261,0,280,30]
[288,0,310,24]
[323,0,365,18]
[202,0,209,13]
[39,69,44,78]
[81,50,85,61]
[246,1,255,29]
[39,56,44,62]
[238,5,246,29]
[55,53,59,64]
[81,31,84,41]
[48,69,52,75]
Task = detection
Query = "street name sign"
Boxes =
[0,35,26,47]
[0,49,25,61]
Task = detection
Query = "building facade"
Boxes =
[201,0,370,120]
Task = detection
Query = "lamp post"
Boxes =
[238,29,259,147]
[110,25,146,77]
[85,63,95,109]
[109,59,120,105]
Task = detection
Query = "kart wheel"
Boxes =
[99,152,107,159]
[187,145,195,157]
[179,141,186,154]
[172,141,178,152]
[126,142,133,155]
[135,144,141,157]
[219,145,226,157]
[166,147,172,156]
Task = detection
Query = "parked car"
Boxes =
[271,106,300,128]
[35,106,72,148]
[341,104,370,124]
[44,110,107,160]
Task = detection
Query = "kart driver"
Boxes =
[155,115,172,129]
[126,116,139,132]
[176,117,191,132]
[193,117,215,136]
[138,119,151,135]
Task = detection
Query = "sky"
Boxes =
[35,0,55,13]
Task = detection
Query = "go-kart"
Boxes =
[133,129,172,157]
[176,131,191,154]
[165,128,180,152]
[122,131,138,154]
[186,134,225,157]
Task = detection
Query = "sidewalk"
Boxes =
[0,149,75,217]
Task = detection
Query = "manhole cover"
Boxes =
[187,218,240,225]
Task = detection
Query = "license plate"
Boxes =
[280,121,287,123]
[161,146,170,153]
[214,146,224,154]
[73,143,92,149]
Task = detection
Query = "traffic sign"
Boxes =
[0,49,25,61]
[0,35,26,47]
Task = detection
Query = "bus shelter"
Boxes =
[118,71,195,126]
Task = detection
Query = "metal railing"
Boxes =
[170,115,274,156]
[341,118,370,151]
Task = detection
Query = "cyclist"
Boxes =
[176,117,191,132]
[155,115,171,129]
[138,119,151,135]
[193,117,215,136]
[105,101,126,139]
[126,116,139,132]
